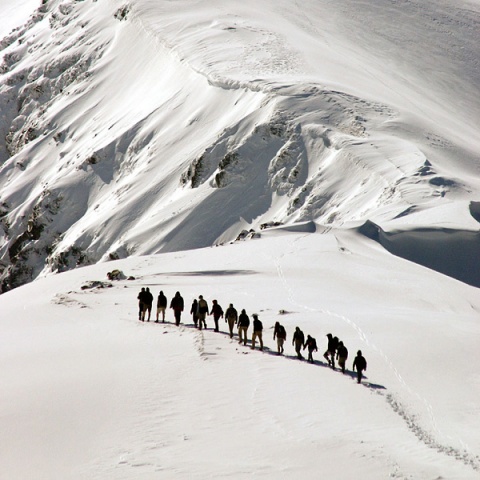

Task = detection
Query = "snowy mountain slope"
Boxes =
[0,0,479,290]
[0,229,479,479]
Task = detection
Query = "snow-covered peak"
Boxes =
[0,0,479,290]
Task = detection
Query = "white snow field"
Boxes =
[1,229,479,479]
[1,0,480,478]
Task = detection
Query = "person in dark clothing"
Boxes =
[324,333,339,369]
[251,314,263,350]
[304,335,318,363]
[137,288,147,321]
[237,309,250,346]
[197,295,209,330]
[273,322,287,354]
[336,341,349,374]
[190,299,199,327]
[353,350,367,384]
[225,303,238,338]
[170,291,184,326]
[210,300,224,332]
[143,287,154,321]
[292,327,305,359]
[156,290,167,322]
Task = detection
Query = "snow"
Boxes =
[1,230,479,478]
[0,0,39,40]
[1,0,480,477]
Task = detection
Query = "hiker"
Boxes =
[210,300,224,332]
[237,309,250,346]
[304,335,318,363]
[137,287,147,321]
[156,290,167,322]
[170,291,184,326]
[353,350,367,384]
[336,341,349,374]
[144,287,154,321]
[324,333,339,369]
[197,295,209,330]
[225,303,238,338]
[190,299,199,327]
[251,314,263,351]
[292,327,305,359]
[273,321,287,354]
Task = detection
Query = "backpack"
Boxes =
[278,325,286,338]
[198,299,208,313]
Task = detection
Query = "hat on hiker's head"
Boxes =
[252,313,258,319]
[229,303,233,308]
[357,350,362,355]
[327,333,332,337]
[213,299,217,303]
[199,295,203,299]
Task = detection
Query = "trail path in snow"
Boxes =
[265,232,480,472]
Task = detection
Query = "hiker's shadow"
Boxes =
[263,349,387,390]
[154,325,388,391]
[264,349,331,368]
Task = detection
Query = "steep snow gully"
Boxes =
[1,0,480,291]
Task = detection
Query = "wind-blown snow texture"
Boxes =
[0,0,479,290]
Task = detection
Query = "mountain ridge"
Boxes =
[0,0,479,291]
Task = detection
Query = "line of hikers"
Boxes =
[137,288,368,384]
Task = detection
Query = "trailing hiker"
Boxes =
[170,291,184,326]
[336,341,349,374]
[190,299,199,327]
[238,309,250,346]
[304,335,318,363]
[197,295,209,330]
[137,287,147,321]
[292,327,305,359]
[251,314,264,351]
[273,322,287,354]
[225,303,238,338]
[353,350,367,384]
[323,333,339,369]
[156,290,167,322]
[210,300,224,332]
